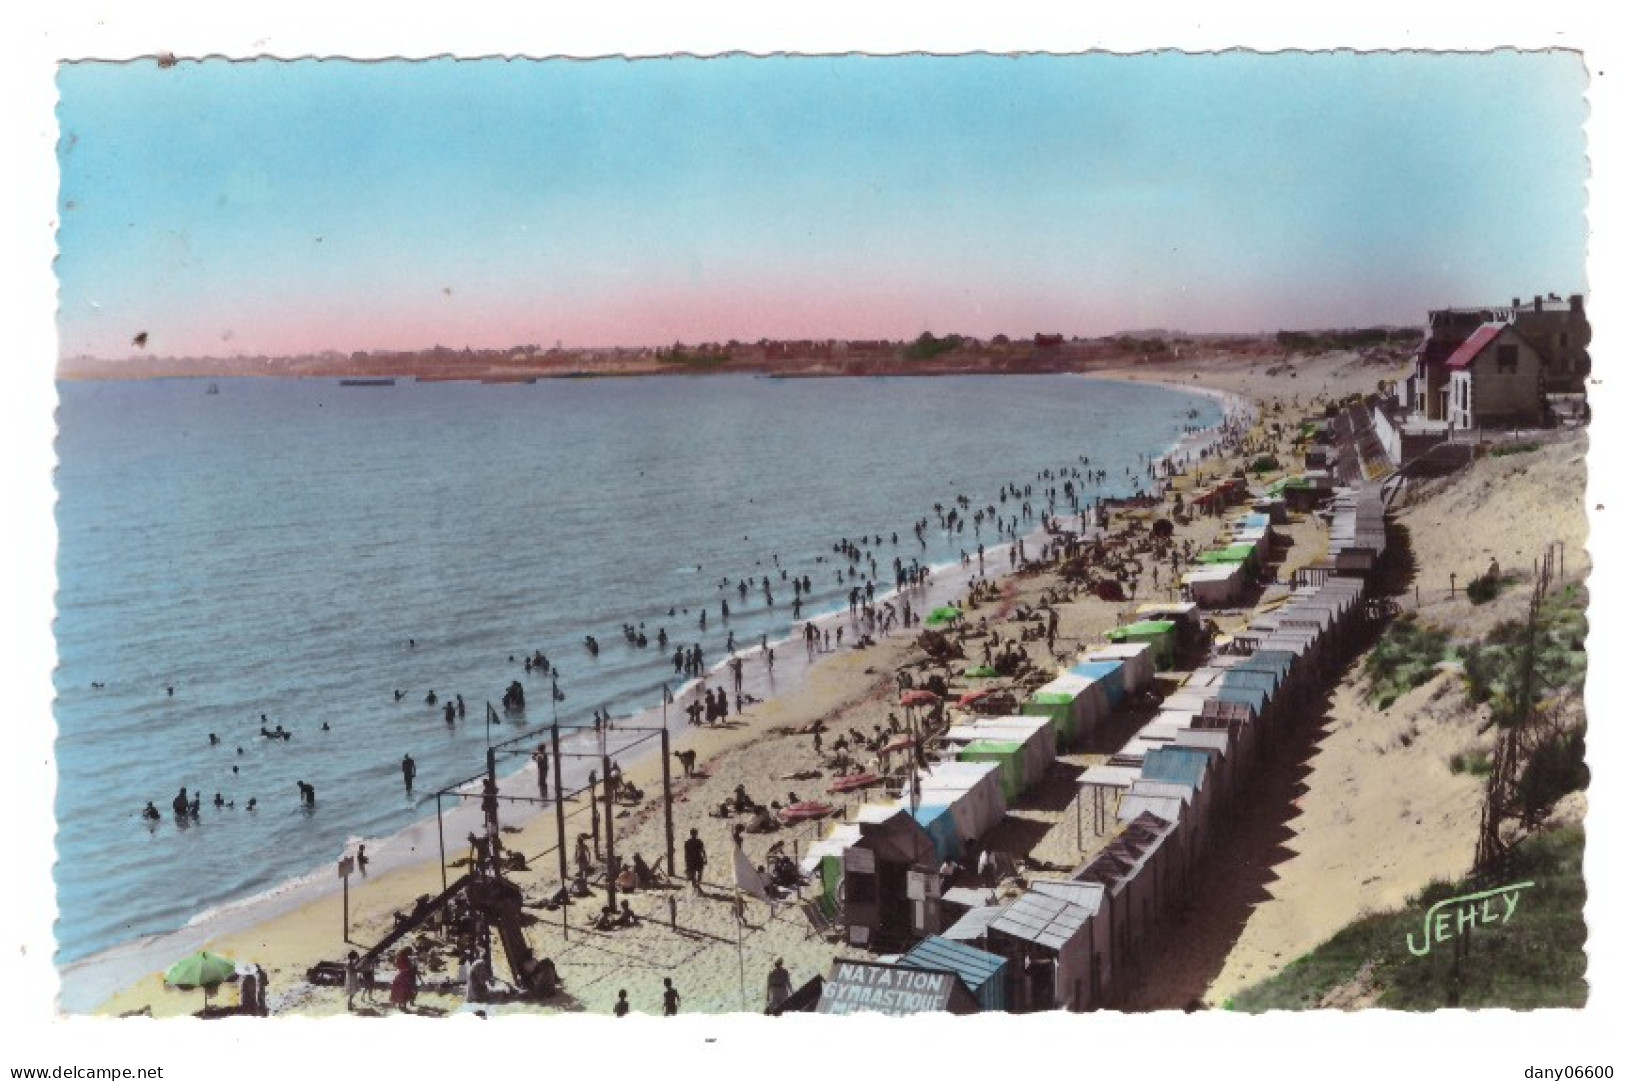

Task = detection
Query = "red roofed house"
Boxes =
[1405,294,1589,421]
[1444,322,1545,430]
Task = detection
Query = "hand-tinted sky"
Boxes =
[56,52,1588,358]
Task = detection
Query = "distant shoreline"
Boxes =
[58,331,1417,384]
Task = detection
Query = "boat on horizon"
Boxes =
[339,378,397,387]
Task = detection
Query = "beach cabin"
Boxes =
[800,822,862,921]
[840,805,939,948]
[1134,601,1203,648]
[910,760,1007,856]
[1170,729,1234,803]
[958,739,1027,803]
[816,959,980,1016]
[1194,698,1255,787]
[907,803,961,866]
[958,716,1058,789]
[1197,542,1260,577]
[1252,496,1288,524]
[1080,643,1155,696]
[986,880,1108,1012]
[1105,620,1178,670]
[1229,512,1276,561]
[1070,657,1129,709]
[940,895,1008,948]
[1139,748,1215,884]
[1183,563,1246,608]
[1075,811,1179,983]
[1022,672,1106,747]
[900,935,1010,1013]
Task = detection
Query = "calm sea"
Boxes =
[52,373,1215,967]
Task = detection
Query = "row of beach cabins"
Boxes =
[791,473,1388,1016]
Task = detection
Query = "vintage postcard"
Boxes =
[8,5,1619,1078]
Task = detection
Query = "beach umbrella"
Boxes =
[165,950,237,989]
[164,950,237,1008]
[925,606,963,626]
[900,689,939,707]
[957,689,993,708]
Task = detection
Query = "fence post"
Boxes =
[661,727,676,879]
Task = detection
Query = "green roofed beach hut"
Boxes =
[1105,620,1177,669]
[959,740,1026,802]
[1022,690,1074,736]
[1196,543,1258,573]
[955,716,1058,789]
[1022,673,1105,745]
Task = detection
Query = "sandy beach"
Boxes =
[72,347,1586,1019]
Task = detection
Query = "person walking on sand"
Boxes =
[683,828,707,892]
[766,958,792,1013]
[345,950,362,1011]
[576,833,593,880]
[614,988,630,1017]
[389,948,417,1010]
[662,977,680,1016]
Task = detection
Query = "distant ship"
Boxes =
[339,378,396,387]
[205,383,220,395]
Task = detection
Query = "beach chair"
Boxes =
[798,898,842,943]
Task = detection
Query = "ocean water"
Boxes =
[52,373,1216,967]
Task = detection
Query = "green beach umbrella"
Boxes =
[925,606,963,626]
[164,950,238,1004]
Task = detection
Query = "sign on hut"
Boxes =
[815,959,979,1016]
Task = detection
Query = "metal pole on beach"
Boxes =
[552,723,569,941]
[602,752,618,912]
[735,897,747,1011]
[436,792,448,894]
[661,726,676,879]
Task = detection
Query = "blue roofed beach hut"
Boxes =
[901,935,1010,1012]
[1070,660,1127,709]
[1216,681,1268,719]
[908,803,961,864]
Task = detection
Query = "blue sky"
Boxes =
[55,51,1589,357]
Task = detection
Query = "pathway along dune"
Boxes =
[92,346,1584,1017]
